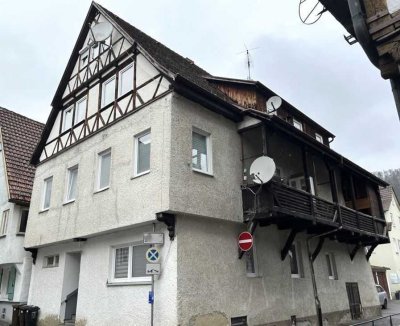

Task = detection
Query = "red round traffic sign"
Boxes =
[238,232,253,251]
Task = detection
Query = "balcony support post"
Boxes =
[311,237,325,262]
[366,243,378,261]
[349,243,361,261]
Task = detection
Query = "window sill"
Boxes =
[192,168,214,177]
[39,208,49,214]
[107,279,152,287]
[246,273,262,278]
[131,170,150,180]
[291,274,302,279]
[94,187,110,194]
[63,199,76,206]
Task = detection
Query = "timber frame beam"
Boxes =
[366,243,378,261]
[281,228,301,261]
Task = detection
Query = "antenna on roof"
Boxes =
[237,44,259,80]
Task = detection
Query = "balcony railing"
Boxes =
[244,180,386,238]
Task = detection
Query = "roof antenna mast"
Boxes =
[238,44,259,80]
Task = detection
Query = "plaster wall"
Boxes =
[177,214,380,326]
[169,94,243,222]
[28,224,177,326]
[370,194,400,297]
[25,94,172,248]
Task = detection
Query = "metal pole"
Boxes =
[151,223,155,326]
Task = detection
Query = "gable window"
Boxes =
[62,106,73,132]
[18,210,29,234]
[74,97,87,125]
[326,253,338,280]
[66,165,78,202]
[289,242,304,278]
[293,119,303,131]
[101,36,112,53]
[102,76,116,107]
[0,210,9,236]
[192,129,212,174]
[315,133,323,143]
[79,47,89,68]
[42,177,53,210]
[119,64,134,96]
[43,255,59,268]
[97,149,111,191]
[91,42,100,60]
[134,131,151,176]
[111,244,150,283]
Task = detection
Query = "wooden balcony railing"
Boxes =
[244,180,386,238]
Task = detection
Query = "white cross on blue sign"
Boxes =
[146,248,160,263]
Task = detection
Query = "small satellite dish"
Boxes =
[266,96,282,113]
[249,156,276,184]
[91,22,113,42]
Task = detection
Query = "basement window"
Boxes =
[43,255,59,268]
[231,316,248,326]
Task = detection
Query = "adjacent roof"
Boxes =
[0,108,44,204]
[380,186,400,212]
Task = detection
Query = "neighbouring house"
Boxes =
[25,3,389,325]
[370,186,400,299]
[0,108,43,325]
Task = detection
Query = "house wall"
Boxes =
[169,94,243,222]
[370,194,400,298]
[177,214,380,326]
[25,94,172,248]
[28,224,177,326]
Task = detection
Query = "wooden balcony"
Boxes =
[243,180,388,246]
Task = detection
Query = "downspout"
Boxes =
[306,226,343,326]
[347,0,400,120]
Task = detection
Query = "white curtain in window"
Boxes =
[192,132,207,171]
[115,247,129,278]
[137,133,151,174]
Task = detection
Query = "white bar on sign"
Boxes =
[143,233,164,244]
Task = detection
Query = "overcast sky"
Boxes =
[0,0,398,172]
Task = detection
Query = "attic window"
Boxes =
[293,119,303,131]
[315,133,323,143]
[79,47,89,68]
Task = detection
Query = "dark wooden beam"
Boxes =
[24,248,38,264]
[366,244,378,261]
[156,212,176,240]
[311,237,325,262]
[281,229,299,261]
[349,244,361,261]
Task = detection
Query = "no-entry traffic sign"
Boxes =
[238,232,253,252]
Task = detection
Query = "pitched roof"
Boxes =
[0,108,44,204]
[380,186,400,212]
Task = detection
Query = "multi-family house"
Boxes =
[0,108,43,325]
[25,3,389,325]
[370,186,400,299]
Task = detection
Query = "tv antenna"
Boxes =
[238,44,259,80]
[298,0,325,25]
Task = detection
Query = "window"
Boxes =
[289,243,304,278]
[192,129,212,174]
[62,106,73,132]
[315,133,323,143]
[91,42,100,59]
[97,149,111,191]
[119,64,134,96]
[246,245,259,277]
[0,210,9,236]
[326,253,338,280]
[79,47,89,68]
[42,177,53,210]
[393,238,399,254]
[74,97,87,124]
[43,255,59,268]
[134,131,151,176]
[18,210,28,234]
[111,244,150,283]
[65,165,78,202]
[102,76,116,107]
[293,119,303,131]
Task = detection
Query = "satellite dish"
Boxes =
[249,156,276,184]
[266,96,282,113]
[91,22,113,42]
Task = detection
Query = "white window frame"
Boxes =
[79,47,89,68]
[191,128,213,175]
[17,209,29,234]
[119,64,134,97]
[65,165,79,203]
[110,243,151,284]
[0,210,9,236]
[62,106,74,132]
[43,255,59,268]
[74,97,87,125]
[42,177,53,211]
[289,242,304,278]
[91,42,100,60]
[293,119,303,131]
[133,130,151,177]
[315,133,323,143]
[96,149,111,192]
[101,75,116,107]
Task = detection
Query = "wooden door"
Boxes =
[346,282,362,319]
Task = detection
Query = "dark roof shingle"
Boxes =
[0,108,44,204]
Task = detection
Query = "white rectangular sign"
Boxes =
[146,263,161,275]
[143,233,164,245]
